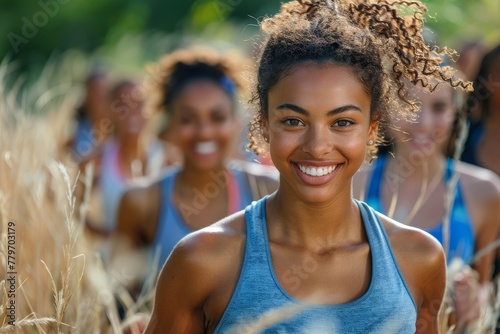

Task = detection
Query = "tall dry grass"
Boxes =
[0,54,152,333]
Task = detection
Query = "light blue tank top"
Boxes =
[365,155,475,263]
[152,166,254,268]
[98,138,165,233]
[214,198,417,333]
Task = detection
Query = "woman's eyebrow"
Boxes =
[276,103,362,116]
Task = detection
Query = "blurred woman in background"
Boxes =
[80,79,168,261]
[69,71,110,162]
[354,80,500,330]
[462,44,500,173]
[114,48,278,273]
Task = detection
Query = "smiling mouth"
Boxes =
[297,164,338,177]
[195,141,218,155]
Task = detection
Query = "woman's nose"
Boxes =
[196,120,215,139]
[301,125,331,158]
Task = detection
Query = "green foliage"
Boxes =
[1,0,498,72]
[423,0,500,47]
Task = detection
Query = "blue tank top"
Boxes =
[365,154,475,263]
[214,198,417,333]
[152,166,254,268]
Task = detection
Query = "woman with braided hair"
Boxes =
[145,1,471,333]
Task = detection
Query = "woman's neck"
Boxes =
[115,133,149,178]
[266,183,363,250]
[117,132,145,157]
[177,164,229,194]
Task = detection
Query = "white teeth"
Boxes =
[195,141,217,154]
[298,164,337,177]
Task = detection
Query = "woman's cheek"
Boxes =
[433,115,454,144]
[176,125,196,143]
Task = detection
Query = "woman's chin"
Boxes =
[188,154,224,171]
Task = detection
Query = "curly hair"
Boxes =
[148,47,248,115]
[248,0,472,155]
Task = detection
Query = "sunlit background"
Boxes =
[1,1,500,333]
[2,0,499,80]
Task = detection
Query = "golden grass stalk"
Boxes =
[0,55,154,333]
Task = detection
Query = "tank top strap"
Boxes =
[356,200,417,309]
[442,158,467,224]
[356,200,389,280]
[365,154,387,213]
[158,168,180,221]
[243,197,270,258]
[98,139,128,232]
[229,168,254,211]
[151,169,187,265]
[100,139,120,179]
[444,158,454,182]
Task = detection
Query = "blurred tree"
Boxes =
[424,0,500,46]
[1,0,498,73]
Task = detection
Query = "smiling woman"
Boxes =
[144,1,471,333]
[113,47,278,280]
[266,64,374,203]
[354,81,500,330]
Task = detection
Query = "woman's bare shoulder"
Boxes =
[376,212,446,307]
[149,212,247,331]
[378,212,444,263]
[161,210,247,283]
[454,160,500,199]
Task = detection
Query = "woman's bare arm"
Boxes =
[144,214,246,334]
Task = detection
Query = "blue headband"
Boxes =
[220,76,236,98]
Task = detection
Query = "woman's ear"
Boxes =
[261,116,270,143]
[368,120,379,144]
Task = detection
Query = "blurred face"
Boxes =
[392,84,455,157]
[111,84,146,136]
[86,77,109,123]
[265,63,377,204]
[169,80,237,171]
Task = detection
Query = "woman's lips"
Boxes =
[292,162,342,186]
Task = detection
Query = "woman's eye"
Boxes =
[180,117,194,124]
[432,105,448,114]
[212,114,228,123]
[334,119,354,127]
[282,118,304,126]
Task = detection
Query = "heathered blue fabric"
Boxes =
[152,167,254,269]
[214,197,417,333]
